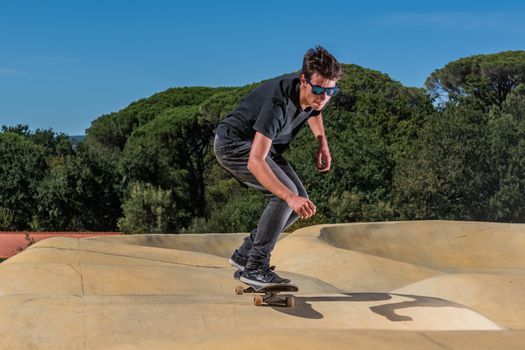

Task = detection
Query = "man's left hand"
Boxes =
[316,145,331,172]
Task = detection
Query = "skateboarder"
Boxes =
[214,45,342,287]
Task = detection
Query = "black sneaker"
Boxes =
[229,250,248,271]
[240,265,291,287]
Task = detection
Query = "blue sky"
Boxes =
[1,0,524,135]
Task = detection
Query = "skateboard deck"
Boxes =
[233,270,298,307]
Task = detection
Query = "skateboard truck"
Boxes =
[235,285,295,307]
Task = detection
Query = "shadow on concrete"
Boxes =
[270,293,466,321]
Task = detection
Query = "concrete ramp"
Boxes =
[319,221,525,273]
[0,221,524,349]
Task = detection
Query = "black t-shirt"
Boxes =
[216,73,321,155]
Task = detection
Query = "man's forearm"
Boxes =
[247,158,294,202]
[308,114,328,146]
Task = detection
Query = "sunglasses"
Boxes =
[306,79,340,96]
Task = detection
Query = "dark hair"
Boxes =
[302,45,342,81]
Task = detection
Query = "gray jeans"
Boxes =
[213,135,308,269]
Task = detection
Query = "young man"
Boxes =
[214,46,342,287]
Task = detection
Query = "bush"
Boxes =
[118,182,188,234]
[0,207,15,230]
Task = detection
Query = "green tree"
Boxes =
[35,142,122,231]
[394,102,494,220]
[0,131,48,229]
[2,125,74,157]
[119,105,216,226]
[485,84,525,221]
[86,87,231,151]
[426,51,525,108]
[395,51,525,222]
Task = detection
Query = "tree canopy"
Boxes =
[2,51,525,232]
[426,50,525,108]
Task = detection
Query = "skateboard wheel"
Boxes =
[235,286,244,295]
[286,296,294,308]
[254,295,263,306]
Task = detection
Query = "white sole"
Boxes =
[229,258,245,271]
[240,275,292,288]
[239,275,267,287]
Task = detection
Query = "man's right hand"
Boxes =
[286,194,316,219]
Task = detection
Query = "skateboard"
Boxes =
[234,270,298,307]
